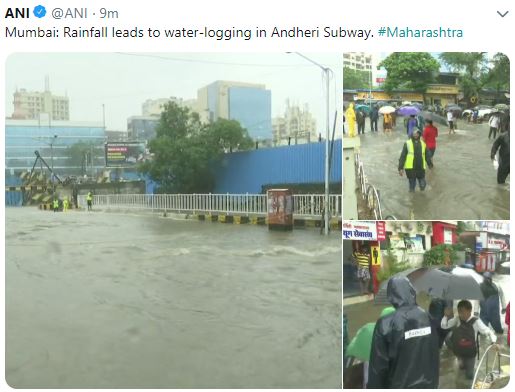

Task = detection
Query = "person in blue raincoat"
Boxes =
[406,115,418,137]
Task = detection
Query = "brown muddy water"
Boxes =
[5,207,342,388]
[357,116,509,220]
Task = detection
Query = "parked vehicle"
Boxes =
[463,105,495,120]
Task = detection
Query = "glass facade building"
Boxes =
[5,119,106,179]
[228,87,272,140]
[204,81,272,140]
[127,116,159,141]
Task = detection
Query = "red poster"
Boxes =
[376,221,386,241]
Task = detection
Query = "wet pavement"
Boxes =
[354,115,510,220]
[343,286,510,389]
[6,208,342,388]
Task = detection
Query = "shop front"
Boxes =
[425,84,460,107]
[460,231,509,273]
[384,221,433,268]
[431,221,458,246]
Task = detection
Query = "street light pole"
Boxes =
[50,134,57,173]
[291,52,332,235]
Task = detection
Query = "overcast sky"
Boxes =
[5,53,343,133]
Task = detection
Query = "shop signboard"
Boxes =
[342,221,377,241]
[376,221,386,241]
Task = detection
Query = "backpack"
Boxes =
[451,317,479,358]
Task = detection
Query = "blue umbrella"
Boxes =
[355,104,371,114]
[397,106,420,116]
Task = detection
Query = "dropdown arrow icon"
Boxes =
[497,10,509,17]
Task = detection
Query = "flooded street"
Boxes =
[6,208,341,388]
[357,116,509,220]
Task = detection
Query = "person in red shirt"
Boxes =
[422,119,439,159]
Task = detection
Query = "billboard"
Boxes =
[105,142,147,168]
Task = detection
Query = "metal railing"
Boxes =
[77,193,342,218]
[355,153,385,220]
[472,343,510,389]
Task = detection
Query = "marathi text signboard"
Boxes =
[376,221,386,241]
[342,221,377,241]
[105,142,147,168]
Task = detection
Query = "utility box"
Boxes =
[267,189,293,231]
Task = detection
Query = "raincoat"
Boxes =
[491,132,510,167]
[479,279,505,334]
[407,118,418,137]
[346,103,357,137]
[383,114,392,131]
[368,277,440,389]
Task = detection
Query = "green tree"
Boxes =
[456,221,466,236]
[378,52,440,95]
[376,245,411,283]
[438,52,489,105]
[342,67,371,89]
[140,102,253,193]
[423,243,465,267]
[66,141,92,174]
[206,118,254,152]
[484,53,510,103]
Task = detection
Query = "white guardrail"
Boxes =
[354,153,384,220]
[77,193,342,218]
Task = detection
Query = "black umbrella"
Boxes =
[415,269,484,300]
[375,267,484,305]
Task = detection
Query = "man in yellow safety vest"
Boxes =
[63,197,69,212]
[86,192,93,211]
[398,129,433,192]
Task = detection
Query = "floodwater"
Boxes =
[357,115,509,220]
[5,208,342,388]
[343,288,510,389]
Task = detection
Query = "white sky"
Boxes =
[5,53,343,133]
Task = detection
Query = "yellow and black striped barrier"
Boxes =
[189,214,340,229]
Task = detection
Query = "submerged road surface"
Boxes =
[357,118,509,220]
[6,208,342,388]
